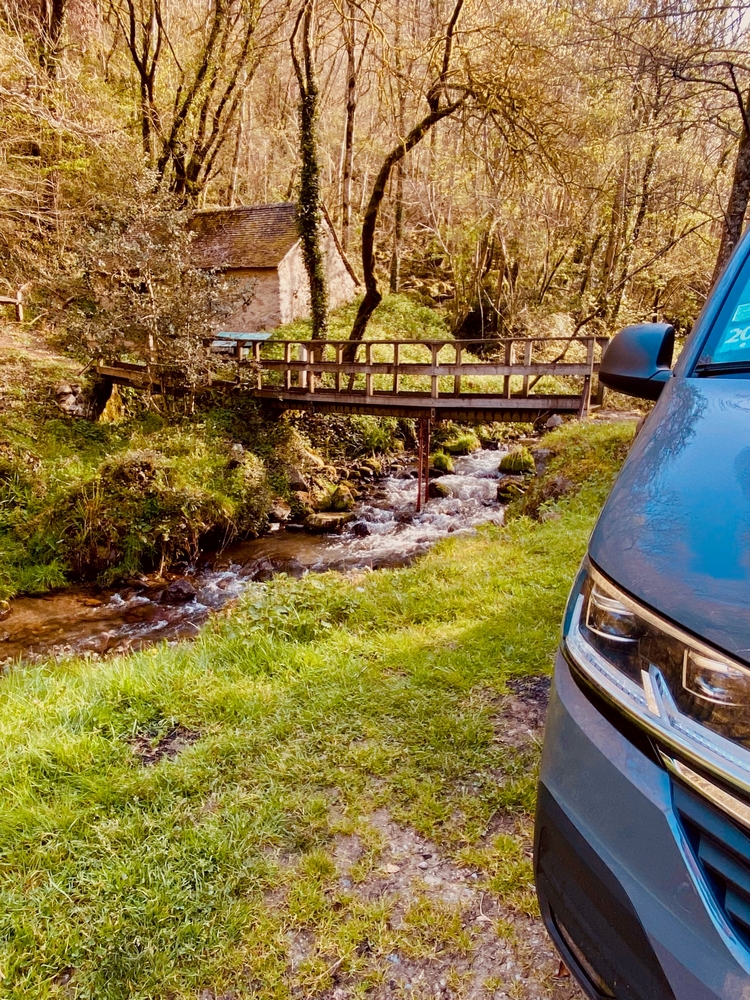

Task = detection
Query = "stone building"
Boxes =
[190,202,359,331]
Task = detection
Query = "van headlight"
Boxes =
[564,562,750,795]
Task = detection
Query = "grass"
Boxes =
[0,419,635,999]
[0,393,300,598]
[272,293,451,343]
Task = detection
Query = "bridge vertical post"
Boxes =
[393,342,400,393]
[366,342,373,397]
[578,338,595,419]
[284,343,292,390]
[431,345,439,399]
[593,337,609,406]
[253,340,262,389]
[503,341,513,398]
[335,344,342,392]
[300,343,308,389]
[454,344,462,396]
[521,339,532,396]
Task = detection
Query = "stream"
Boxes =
[1,448,508,665]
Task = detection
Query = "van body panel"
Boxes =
[589,376,750,663]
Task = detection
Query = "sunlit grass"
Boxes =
[0,421,634,998]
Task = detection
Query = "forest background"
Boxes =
[4,0,750,348]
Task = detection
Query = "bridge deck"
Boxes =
[97,335,609,422]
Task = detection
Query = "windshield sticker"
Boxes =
[716,325,750,354]
[732,303,750,322]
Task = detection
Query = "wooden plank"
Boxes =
[431,344,439,399]
[259,336,606,350]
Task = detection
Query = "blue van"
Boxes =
[534,235,750,999]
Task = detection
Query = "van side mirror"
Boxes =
[599,322,675,401]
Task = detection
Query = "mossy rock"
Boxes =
[442,432,481,455]
[304,511,356,533]
[498,447,535,475]
[430,451,454,474]
[428,480,451,499]
[476,422,506,448]
[497,475,527,502]
[328,484,355,512]
[100,449,164,488]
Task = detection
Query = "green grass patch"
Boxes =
[272,293,450,343]
[0,420,634,998]
[0,383,302,597]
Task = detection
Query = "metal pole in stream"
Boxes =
[416,417,424,513]
[424,416,431,508]
[416,416,431,513]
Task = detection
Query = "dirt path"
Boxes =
[257,682,584,1000]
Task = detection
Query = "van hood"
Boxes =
[590,377,750,665]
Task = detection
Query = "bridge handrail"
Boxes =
[98,333,609,417]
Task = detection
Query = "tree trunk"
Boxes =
[609,137,657,326]
[340,3,357,252]
[345,0,465,352]
[292,0,328,340]
[345,101,462,357]
[39,0,68,74]
[389,160,404,293]
[228,103,246,207]
[713,102,750,284]
[389,2,405,293]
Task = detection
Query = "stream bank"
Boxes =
[1,446,512,664]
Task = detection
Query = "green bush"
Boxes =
[29,446,272,584]
[514,422,635,519]
[0,408,283,596]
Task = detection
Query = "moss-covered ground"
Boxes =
[0,419,634,999]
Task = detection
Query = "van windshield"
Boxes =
[697,253,750,370]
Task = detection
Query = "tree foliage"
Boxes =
[3,0,750,349]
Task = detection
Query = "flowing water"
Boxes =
[1,448,508,665]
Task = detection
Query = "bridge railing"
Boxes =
[226,336,609,405]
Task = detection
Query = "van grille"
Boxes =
[674,781,750,947]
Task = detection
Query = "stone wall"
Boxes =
[220,268,280,332]
[277,220,359,324]
[217,221,358,332]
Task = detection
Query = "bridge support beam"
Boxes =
[416,416,431,513]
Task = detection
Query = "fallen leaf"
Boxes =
[556,960,570,979]
[381,864,400,874]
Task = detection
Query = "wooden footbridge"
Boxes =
[96,334,608,424]
[97,334,607,510]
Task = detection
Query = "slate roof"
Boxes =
[190,202,300,270]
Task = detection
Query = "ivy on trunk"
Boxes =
[291,0,328,341]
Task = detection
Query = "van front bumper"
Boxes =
[534,650,750,1000]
